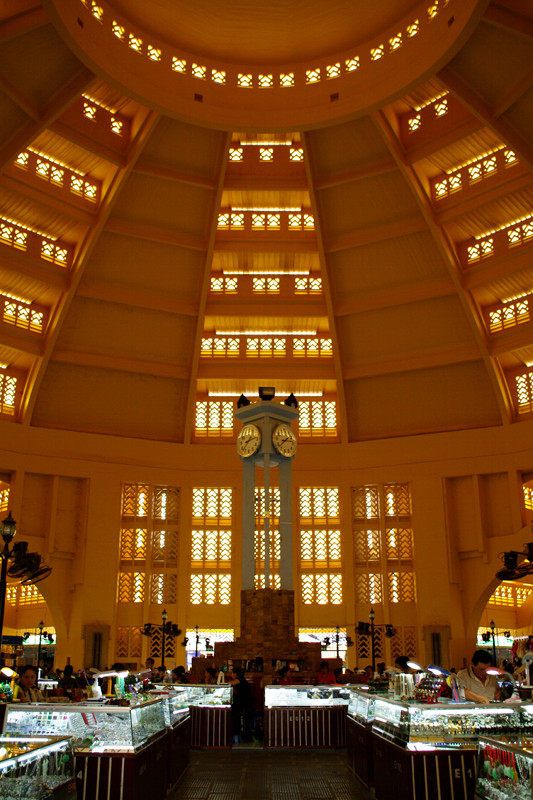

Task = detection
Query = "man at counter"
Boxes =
[457,649,501,703]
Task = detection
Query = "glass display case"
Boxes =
[264,685,350,748]
[264,684,350,708]
[151,683,233,707]
[372,697,527,749]
[476,736,533,800]
[5,699,167,752]
[0,735,75,799]
[346,687,377,724]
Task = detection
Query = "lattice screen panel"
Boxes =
[192,488,232,523]
[388,571,416,603]
[117,572,145,603]
[390,627,417,661]
[116,626,143,659]
[150,573,177,604]
[385,528,413,561]
[356,627,385,661]
[353,530,381,564]
[255,574,281,589]
[191,529,232,568]
[355,573,383,603]
[301,573,342,604]
[151,530,178,567]
[255,487,281,519]
[149,626,176,660]
[190,573,231,604]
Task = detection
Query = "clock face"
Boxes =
[272,424,297,458]
[236,423,262,458]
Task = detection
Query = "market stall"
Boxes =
[4,699,176,800]
[263,684,349,748]
[0,735,75,799]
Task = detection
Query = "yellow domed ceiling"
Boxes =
[0,0,531,445]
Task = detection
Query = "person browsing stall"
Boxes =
[457,649,501,703]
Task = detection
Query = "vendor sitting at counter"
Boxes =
[13,665,44,703]
[457,649,501,703]
[316,660,337,684]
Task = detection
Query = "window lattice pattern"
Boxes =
[192,488,232,523]
[390,627,417,661]
[151,530,178,567]
[301,574,342,605]
[254,529,281,562]
[6,583,45,606]
[255,574,281,589]
[386,528,414,561]
[195,401,234,436]
[298,400,337,437]
[488,296,530,333]
[190,574,231,604]
[355,573,383,603]
[117,572,145,603]
[150,573,177,604]
[299,488,342,605]
[388,571,416,603]
[191,530,232,568]
[356,627,384,661]
[190,489,232,605]
[516,370,533,414]
[354,530,381,564]
[14,149,99,203]
[524,485,533,511]
[118,483,180,604]
[0,372,17,415]
[299,487,340,522]
[116,626,142,659]
[300,530,341,569]
[489,582,533,608]
[79,0,460,95]
[353,483,416,608]
[149,626,176,660]
[255,488,281,519]
[2,295,45,334]
[0,483,10,512]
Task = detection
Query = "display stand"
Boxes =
[346,714,374,787]
[372,734,477,800]
[190,705,232,748]
[264,705,347,748]
[75,731,168,800]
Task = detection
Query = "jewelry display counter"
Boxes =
[149,687,191,787]
[369,697,531,800]
[476,736,533,799]
[152,683,233,748]
[0,735,75,800]
[345,687,377,787]
[263,684,350,748]
[5,700,169,800]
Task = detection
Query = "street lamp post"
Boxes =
[490,620,497,665]
[369,609,376,672]
[0,512,17,655]
[36,620,44,674]
[335,626,340,659]
[195,626,200,658]
[161,609,168,670]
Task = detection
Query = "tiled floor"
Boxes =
[171,747,373,800]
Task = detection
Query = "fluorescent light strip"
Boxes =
[0,363,10,370]
[445,146,508,175]
[28,147,85,176]
[238,141,294,146]
[2,291,31,305]
[221,270,310,275]
[414,91,448,111]
[207,391,324,397]
[231,207,303,212]
[476,213,533,240]
[0,215,58,241]
[215,330,317,336]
